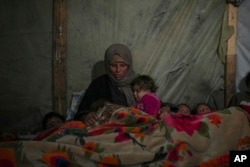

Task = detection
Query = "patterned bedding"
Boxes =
[0,106,249,167]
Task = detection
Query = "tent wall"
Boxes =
[236,0,250,92]
[0,0,52,133]
[67,0,225,110]
[0,0,247,133]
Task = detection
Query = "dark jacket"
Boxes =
[74,74,127,119]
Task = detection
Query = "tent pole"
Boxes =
[52,0,67,115]
[225,3,237,107]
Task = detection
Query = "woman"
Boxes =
[74,43,138,126]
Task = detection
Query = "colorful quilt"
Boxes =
[0,106,250,167]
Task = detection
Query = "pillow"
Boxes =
[66,90,85,120]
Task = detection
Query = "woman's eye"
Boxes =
[120,64,127,67]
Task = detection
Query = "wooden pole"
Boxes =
[225,4,237,107]
[52,0,67,115]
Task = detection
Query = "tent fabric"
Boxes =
[1,0,250,134]
[236,0,250,92]
[67,0,226,109]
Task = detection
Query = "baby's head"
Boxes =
[42,112,65,130]
[194,103,212,114]
[131,75,158,101]
[131,75,158,92]
[177,103,191,114]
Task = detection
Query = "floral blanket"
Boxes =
[0,106,250,167]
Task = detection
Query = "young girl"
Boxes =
[131,75,161,116]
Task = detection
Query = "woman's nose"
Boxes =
[115,66,121,72]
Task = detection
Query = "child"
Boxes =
[193,102,213,114]
[131,75,161,116]
[42,111,65,130]
[177,103,191,114]
[33,112,66,141]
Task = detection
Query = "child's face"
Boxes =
[45,117,64,130]
[132,84,150,101]
[197,105,211,114]
[177,105,191,114]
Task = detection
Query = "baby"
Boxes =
[131,75,161,116]
[42,111,65,130]
[177,103,191,114]
[194,102,213,114]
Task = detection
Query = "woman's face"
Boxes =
[109,55,129,80]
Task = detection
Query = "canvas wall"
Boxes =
[67,0,226,110]
[236,0,250,92]
[0,0,52,133]
[1,0,247,133]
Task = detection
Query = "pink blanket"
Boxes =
[0,106,249,167]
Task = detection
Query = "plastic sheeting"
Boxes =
[236,0,250,92]
[67,0,226,109]
[2,0,249,133]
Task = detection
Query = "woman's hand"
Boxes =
[80,103,120,126]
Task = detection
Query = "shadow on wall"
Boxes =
[0,109,44,134]
[238,75,248,92]
[66,60,105,121]
[92,60,105,81]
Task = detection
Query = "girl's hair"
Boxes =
[131,75,158,92]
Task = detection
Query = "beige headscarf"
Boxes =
[105,43,138,106]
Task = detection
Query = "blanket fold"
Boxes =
[0,106,249,167]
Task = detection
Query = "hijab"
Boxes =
[104,43,137,106]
